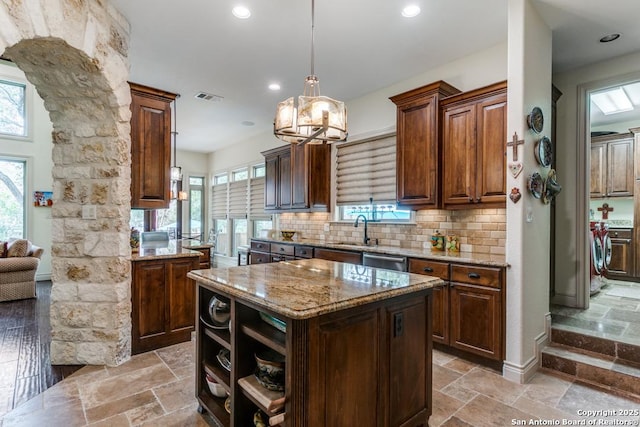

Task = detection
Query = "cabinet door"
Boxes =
[167,257,198,333]
[250,251,270,264]
[608,229,633,277]
[264,154,279,210]
[313,248,362,264]
[442,104,476,207]
[476,94,507,204]
[291,143,309,209]
[278,149,292,209]
[386,298,429,427]
[590,143,606,198]
[449,283,502,360]
[306,144,331,210]
[130,91,172,209]
[607,139,634,197]
[132,261,167,352]
[408,258,450,344]
[395,94,439,208]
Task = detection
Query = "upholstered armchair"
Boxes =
[0,239,44,302]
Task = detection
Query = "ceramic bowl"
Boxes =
[280,230,296,241]
[254,349,285,391]
[208,295,230,328]
[206,373,227,398]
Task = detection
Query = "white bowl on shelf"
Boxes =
[206,373,227,398]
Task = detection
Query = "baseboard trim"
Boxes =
[503,321,550,383]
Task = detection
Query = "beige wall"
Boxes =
[553,51,640,307]
[0,60,54,280]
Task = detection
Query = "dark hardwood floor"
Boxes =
[0,281,82,418]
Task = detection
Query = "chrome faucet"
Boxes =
[354,214,370,246]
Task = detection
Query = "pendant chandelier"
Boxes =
[273,0,347,145]
[170,95,188,201]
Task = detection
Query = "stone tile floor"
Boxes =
[1,339,638,427]
[551,279,640,346]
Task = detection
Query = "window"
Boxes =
[336,135,411,222]
[214,173,228,185]
[156,200,178,238]
[0,79,27,137]
[0,158,26,239]
[232,168,248,181]
[253,219,273,237]
[188,176,205,240]
[253,164,266,178]
[232,219,247,256]
[213,219,228,255]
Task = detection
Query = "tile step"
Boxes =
[542,344,640,402]
[550,325,640,365]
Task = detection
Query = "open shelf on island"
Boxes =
[203,360,231,392]
[238,375,285,416]
[198,391,230,426]
[240,321,286,355]
[202,323,231,350]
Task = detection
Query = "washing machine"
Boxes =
[589,221,605,295]
[600,222,612,281]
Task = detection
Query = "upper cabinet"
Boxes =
[262,143,330,212]
[390,81,461,209]
[441,81,507,209]
[130,83,177,209]
[590,132,634,198]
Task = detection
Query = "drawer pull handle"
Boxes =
[468,272,481,279]
[280,247,285,251]
[423,267,434,273]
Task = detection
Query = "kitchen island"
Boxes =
[188,258,443,427]
[131,240,210,354]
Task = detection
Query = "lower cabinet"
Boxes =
[312,247,362,264]
[131,255,199,354]
[409,258,505,361]
[607,228,634,279]
[195,284,432,427]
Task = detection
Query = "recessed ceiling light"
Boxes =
[268,83,281,91]
[232,6,251,19]
[599,33,620,43]
[401,5,421,18]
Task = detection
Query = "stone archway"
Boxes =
[0,0,132,365]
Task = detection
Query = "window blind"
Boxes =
[228,180,248,218]
[336,134,396,205]
[211,183,227,219]
[249,176,267,218]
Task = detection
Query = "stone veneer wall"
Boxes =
[1,0,133,365]
[279,208,506,255]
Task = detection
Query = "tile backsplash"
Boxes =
[278,208,506,255]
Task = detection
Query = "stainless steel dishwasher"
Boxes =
[362,252,408,272]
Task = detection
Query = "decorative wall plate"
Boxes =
[527,107,544,134]
[509,187,522,204]
[542,169,562,205]
[534,136,552,167]
[528,172,544,199]
[508,162,524,178]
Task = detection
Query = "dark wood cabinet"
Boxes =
[608,228,634,278]
[249,239,317,264]
[262,144,330,213]
[195,247,211,269]
[131,255,199,354]
[449,264,504,360]
[129,82,177,209]
[409,258,505,361]
[195,282,432,427]
[590,133,634,198]
[409,258,450,345]
[390,81,460,209]
[441,81,507,209]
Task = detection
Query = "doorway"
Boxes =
[551,74,640,346]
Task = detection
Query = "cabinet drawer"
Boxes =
[250,251,270,264]
[295,245,314,259]
[271,255,295,262]
[408,259,450,280]
[609,228,632,239]
[271,243,295,256]
[451,264,501,289]
[251,240,271,252]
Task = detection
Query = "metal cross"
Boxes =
[506,132,525,161]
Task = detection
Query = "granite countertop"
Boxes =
[131,240,203,261]
[253,237,508,267]
[188,258,443,319]
[179,240,214,250]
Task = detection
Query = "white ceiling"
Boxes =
[109,0,640,153]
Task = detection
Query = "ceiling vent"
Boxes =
[194,92,223,102]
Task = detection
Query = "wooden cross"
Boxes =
[597,203,614,220]
[506,132,525,161]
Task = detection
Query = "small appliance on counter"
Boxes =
[140,231,170,249]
